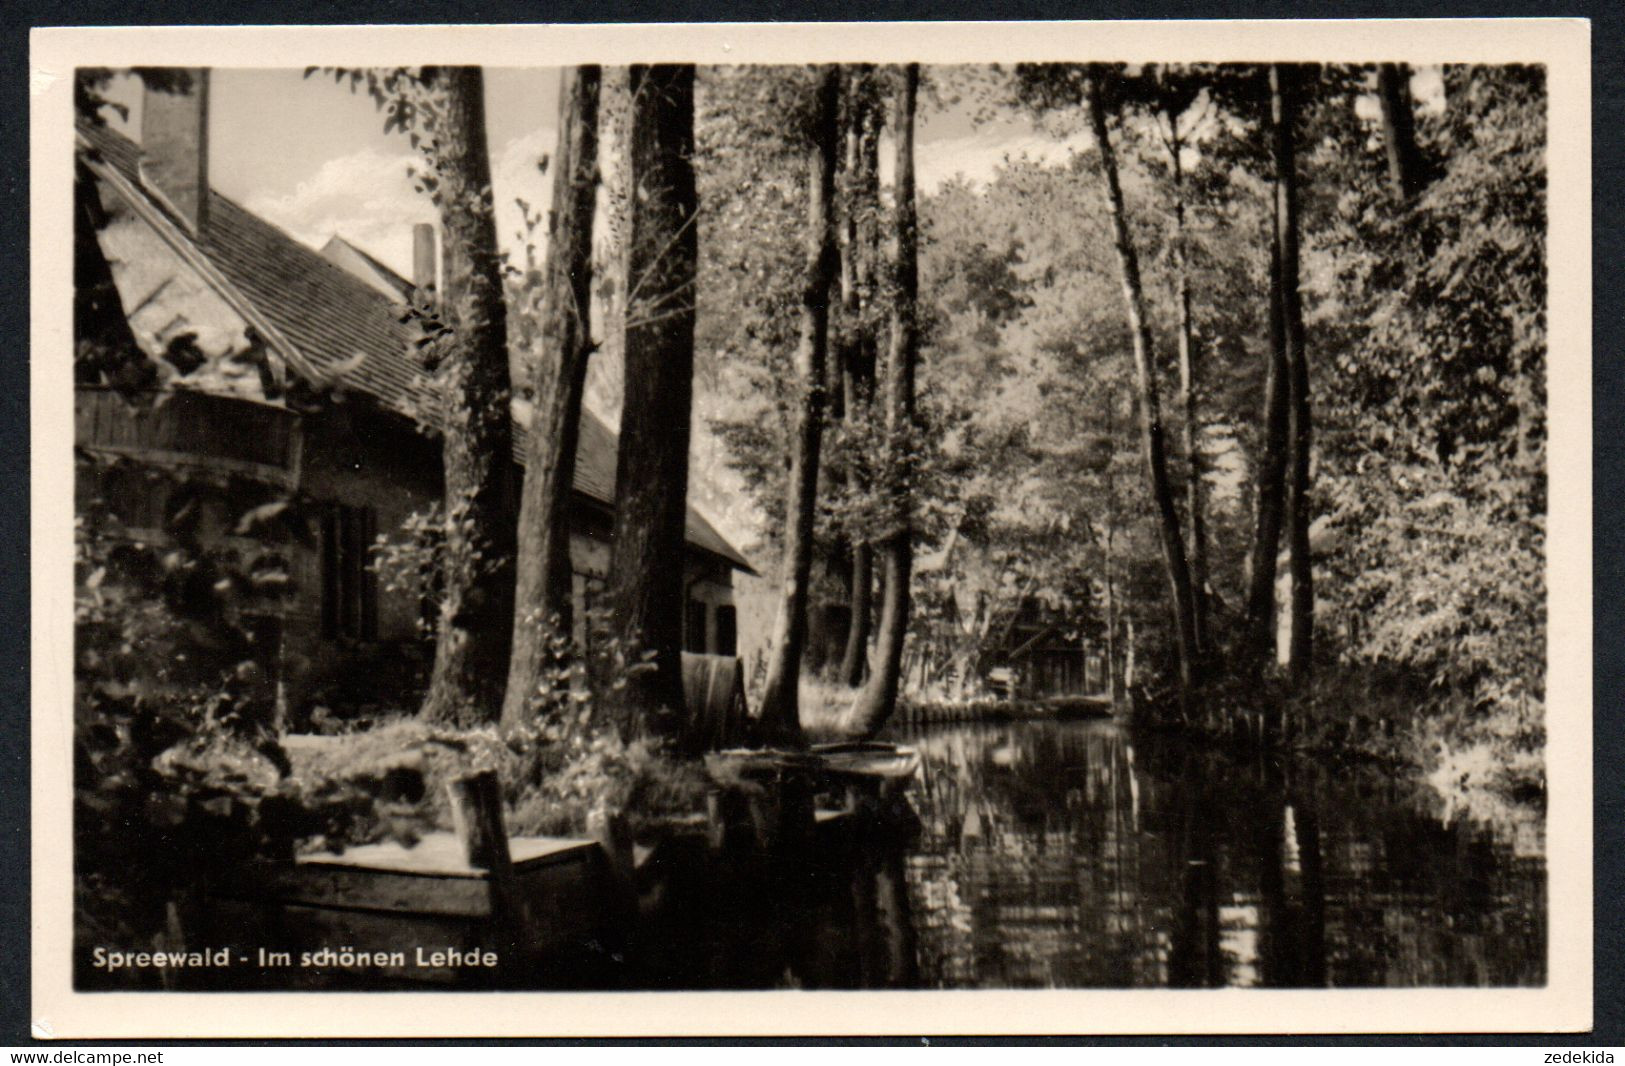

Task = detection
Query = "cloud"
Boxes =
[490,127,557,270]
[244,117,1085,275]
[247,146,434,277]
[245,131,556,277]
[916,124,1093,191]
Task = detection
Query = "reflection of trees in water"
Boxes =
[616,721,1542,989]
[899,721,1546,989]
[904,722,1167,987]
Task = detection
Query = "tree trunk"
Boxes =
[607,64,698,741]
[817,70,862,678]
[837,66,882,689]
[420,67,518,727]
[757,66,840,745]
[503,66,602,729]
[1103,386,1123,703]
[1084,66,1200,698]
[1271,64,1315,691]
[1376,62,1424,201]
[1166,100,1210,664]
[847,64,919,740]
[1124,618,1138,691]
[1243,214,1289,673]
[840,544,874,686]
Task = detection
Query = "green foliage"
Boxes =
[1311,64,1546,758]
[696,66,814,542]
[906,117,1266,689]
[74,461,405,986]
[994,61,1545,776]
[699,64,898,565]
[370,503,444,636]
[820,390,953,549]
[507,731,712,840]
[74,67,195,126]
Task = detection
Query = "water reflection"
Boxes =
[898,720,1545,989]
[627,826,920,990]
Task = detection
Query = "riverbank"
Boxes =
[1126,666,1547,839]
[793,676,1113,742]
[789,660,1544,839]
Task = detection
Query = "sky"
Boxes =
[101,65,1439,279]
[102,67,1091,277]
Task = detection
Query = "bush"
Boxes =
[74,487,406,985]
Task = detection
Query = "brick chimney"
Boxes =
[140,69,210,233]
[412,222,437,301]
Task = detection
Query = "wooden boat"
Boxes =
[704,747,823,778]
[810,741,922,796]
[703,743,921,838]
[199,773,614,990]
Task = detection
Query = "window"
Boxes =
[714,605,737,658]
[686,599,708,654]
[320,503,377,641]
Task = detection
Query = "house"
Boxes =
[318,233,419,303]
[73,70,750,720]
[977,595,1101,702]
[999,621,1099,700]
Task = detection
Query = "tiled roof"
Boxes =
[77,120,749,571]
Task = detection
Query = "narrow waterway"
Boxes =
[605,717,1544,991]
[893,718,1546,989]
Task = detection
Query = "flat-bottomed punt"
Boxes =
[204,830,610,988]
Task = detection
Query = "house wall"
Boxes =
[77,387,741,724]
[283,405,442,718]
[729,570,779,690]
[286,405,739,721]
[684,558,739,656]
[1018,648,1089,699]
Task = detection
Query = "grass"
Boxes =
[280,716,518,845]
[282,712,720,846]
[796,675,865,742]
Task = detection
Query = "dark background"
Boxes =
[1,0,1617,1047]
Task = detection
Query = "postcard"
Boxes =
[29,19,1591,1038]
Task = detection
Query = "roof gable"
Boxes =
[321,235,416,302]
[77,119,749,571]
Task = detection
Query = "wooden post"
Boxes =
[588,807,638,929]
[704,790,727,853]
[446,770,512,874]
[589,809,634,877]
[778,769,815,847]
[444,769,517,984]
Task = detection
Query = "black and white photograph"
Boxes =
[29,20,1591,1038]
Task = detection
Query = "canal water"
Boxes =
[638,717,1545,990]
[892,719,1546,989]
